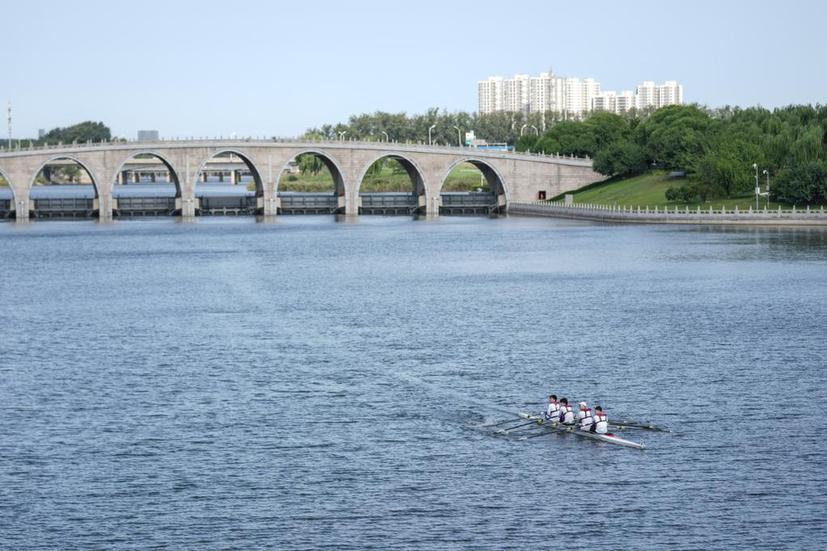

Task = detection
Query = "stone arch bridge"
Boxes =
[0,139,602,221]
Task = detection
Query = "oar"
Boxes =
[611,420,670,432]
[526,421,577,438]
[487,417,528,428]
[497,419,541,434]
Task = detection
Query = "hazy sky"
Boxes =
[2,0,825,138]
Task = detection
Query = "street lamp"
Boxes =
[428,124,436,145]
[753,163,759,210]
[530,125,539,136]
[520,124,528,136]
[763,169,770,208]
[452,125,462,147]
[338,131,347,141]
[380,131,389,142]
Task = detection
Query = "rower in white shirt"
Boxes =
[557,397,575,425]
[591,406,608,434]
[577,402,595,431]
[544,394,560,421]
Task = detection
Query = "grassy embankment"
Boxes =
[554,171,791,210]
[276,163,488,192]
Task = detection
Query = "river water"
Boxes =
[1,215,826,550]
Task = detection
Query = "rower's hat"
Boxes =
[578,402,587,408]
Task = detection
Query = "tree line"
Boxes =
[301,108,637,147]
[307,105,827,205]
[2,121,112,149]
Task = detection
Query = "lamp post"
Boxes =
[380,131,389,142]
[520,124,527,136]
[763,169,770,208]
[452,125,462,147]
[338,131,347,141]
[530,125,539,136]
[428,125,436,146]
[753,163,759,210]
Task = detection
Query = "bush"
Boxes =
[664,182,714,203]
[287,174,299,182]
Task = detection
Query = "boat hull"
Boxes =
[521,413,646,450]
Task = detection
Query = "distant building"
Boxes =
[38,128,46,139]
[478,72,600,118]
[137,130,159,142]
[478,71,684,117]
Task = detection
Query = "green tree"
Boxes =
[592,140,647,176]
[637,105,713,170]
[42,121,111,143]
[297,153,324,175]
[773,160,827,204]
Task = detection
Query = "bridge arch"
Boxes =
[437,157,509,200]
[29,155,102,198]
[276,149,346,195]
[194,148,263,194]
[112,151,181,195]
[354,152,427,196]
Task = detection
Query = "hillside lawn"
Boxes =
[554,171,793,210]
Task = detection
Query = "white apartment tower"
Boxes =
[478,72,683,116]
[635,80,684,110]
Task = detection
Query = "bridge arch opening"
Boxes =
[113,152,180,217]
[195,150,262,216]
[440,160,506,216]
[30,157,100,219]
[277,151,345,214]
[0,169,14,219]
[357,155,426,215]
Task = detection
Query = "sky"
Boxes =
[1,0,825,139]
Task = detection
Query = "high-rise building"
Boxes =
[478,72,683,117]
[635,80,683,110]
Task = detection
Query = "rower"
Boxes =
[591,406,608,434]
[545,394,560,421]
[558,397,575,425]
[577,402,595,431]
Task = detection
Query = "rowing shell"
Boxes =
[519,413,646,450]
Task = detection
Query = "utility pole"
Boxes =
[6,101,11,149]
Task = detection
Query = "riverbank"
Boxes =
[509,201,827,226]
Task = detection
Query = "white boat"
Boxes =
[519,413,646,450]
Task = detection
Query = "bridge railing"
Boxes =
[0,137,592,164]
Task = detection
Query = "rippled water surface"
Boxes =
[1,215,826,550]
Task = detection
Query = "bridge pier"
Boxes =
[262,193,279,216]
[426,194,441,216]
[344,190,360,215]
[14,198,30,222]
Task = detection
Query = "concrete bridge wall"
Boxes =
[0,139,602,221]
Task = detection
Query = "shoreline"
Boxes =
[508,202,827,227]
